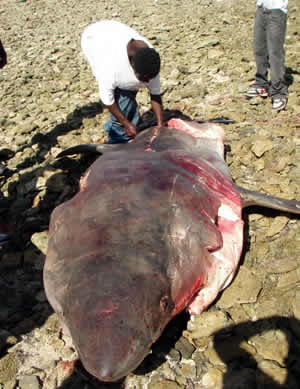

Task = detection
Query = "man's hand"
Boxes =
[107,102,137,139]
[155,121,167,128]
[150,94,165,128]
[0,40,7,69]
[124,122,137,138]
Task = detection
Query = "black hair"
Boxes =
[132,47,160,79]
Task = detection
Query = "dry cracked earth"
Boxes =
[0,0,299,388]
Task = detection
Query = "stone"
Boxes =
[249,329,290,366]
[205,337,256,365]
[266,216,289,237]
[253,297,288,320]
[30,232,49,255]
[0,354,19,384]
[177,362,196,379]
[226,305,250,324]
[292,291,300,319]
[187,311,230,339]
[263,257,299,274]
[35,290,47,303]
[174,337,196,359]
[0,252,22,270]
[201,367,223,389]
[56,361,75,387]
[219,368,257,389]
[148,379,183,389]
[3,380,17,389]
[18,376,40,389]
[196,39,220,49]
[0,331,17,352]
[251,137,273,157]
[256,360,288,387]
[40,372,57,389]
[217,266,262,309]
[23,250,45,270]
[277,267,300,289]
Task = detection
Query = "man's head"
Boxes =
[131,47,160,82]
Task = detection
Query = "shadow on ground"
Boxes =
[213,316,300,388]
[56,315,300,388]
[0,102,103,357]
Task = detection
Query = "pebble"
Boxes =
[18,376,40,389]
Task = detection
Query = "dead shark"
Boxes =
[44,118,300,382]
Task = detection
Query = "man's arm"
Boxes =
[150,94,165,127]
[0,40,7,69]
[105,102,137,138]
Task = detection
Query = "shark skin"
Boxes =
[44,118,299,382]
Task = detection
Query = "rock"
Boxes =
[207,49,224,59]
[35,290,47,303]
[216,266,262,309]
[187,311,230,339]
[277,267,300,289]
[251,137,273,157]
[3,379,17,389]
[36,168,68,193]
[253,158,265,171]
[256,360,288,387]
[253,297,289,320]
[174,337,196,359]
[201,367,223,389]
[0,354,19,384]
[219,368,257,389]
[196,38,220,49]
[18,376,40,389]
[226,305,250,324]
[41,373,57,389]
[23,249,45,270]
[17,121,39,135]
[0,331,17,353]
[292,291,300,320]
[176,362,196,379]
[31,231,48,255]
[249,329,290,366]
[266,216,289,237]
[263,257,299,274]
[56,361,75,387]
[205,336,256,365]
[264,155,291,173]
[0,252,22,270]
[148,379,183,389]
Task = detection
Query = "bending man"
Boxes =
[81,20,164,143]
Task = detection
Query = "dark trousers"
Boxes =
[253,6,288,98]
[103,88,140,144]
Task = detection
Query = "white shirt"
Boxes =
[81,20,161,105]
[256,0,288,13]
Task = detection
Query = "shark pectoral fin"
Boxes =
[56,143,123,158]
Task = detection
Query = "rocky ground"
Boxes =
[0,0,299,388]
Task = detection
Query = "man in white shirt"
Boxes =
[81,20,164,143]
[245,1,288,111]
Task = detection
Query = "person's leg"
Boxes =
[104,89,140,144]
[253,6,270,89]
[267,9,288,100]
[246,7,270,98]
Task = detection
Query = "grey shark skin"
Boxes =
[44,119,300,382]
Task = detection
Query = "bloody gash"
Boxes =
[44,119,300,382]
